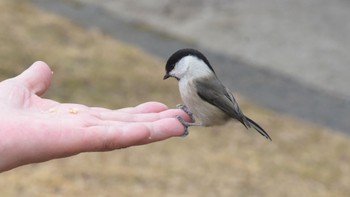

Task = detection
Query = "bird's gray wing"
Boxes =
[195,77,247,126]
[195,77,272,140]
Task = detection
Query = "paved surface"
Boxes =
[82,0,350,99]
[30,0,350,133]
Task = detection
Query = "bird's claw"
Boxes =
[176,104,195,123]
[175,115,189,137]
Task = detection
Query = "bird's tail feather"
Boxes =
[243,116,272,141]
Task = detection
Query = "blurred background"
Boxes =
[1,0,350,196]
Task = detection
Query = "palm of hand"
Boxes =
[0,61,188,172]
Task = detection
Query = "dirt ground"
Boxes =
[1,1,350,197]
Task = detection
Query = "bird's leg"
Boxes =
[175,104,201,136]
[175,115,202,137]
[176,104,195,123]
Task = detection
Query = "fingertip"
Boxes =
[116,118,185,147]
[174,109,192,122]
[160,109,192,123]
[136,102,168,113]
[150,118,186,139]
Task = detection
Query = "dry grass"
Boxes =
[1,1,350,197]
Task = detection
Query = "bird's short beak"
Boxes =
[163,74,170,80]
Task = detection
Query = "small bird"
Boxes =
[163,48,271,140]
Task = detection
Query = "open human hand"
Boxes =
[0,61,190,172]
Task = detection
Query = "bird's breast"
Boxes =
[178,78,230,126]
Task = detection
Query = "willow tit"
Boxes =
[163,48,271,140]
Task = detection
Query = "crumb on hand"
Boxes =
[48,108,56,113]
[68,108,79,114]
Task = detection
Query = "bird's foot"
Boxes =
[175,115,202,137]
[175,115,190,137]
[176,104,195,123]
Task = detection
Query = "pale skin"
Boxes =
[0,61,190,172]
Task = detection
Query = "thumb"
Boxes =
[16,61,53,96]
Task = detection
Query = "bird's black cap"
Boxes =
[165,48,215,75]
